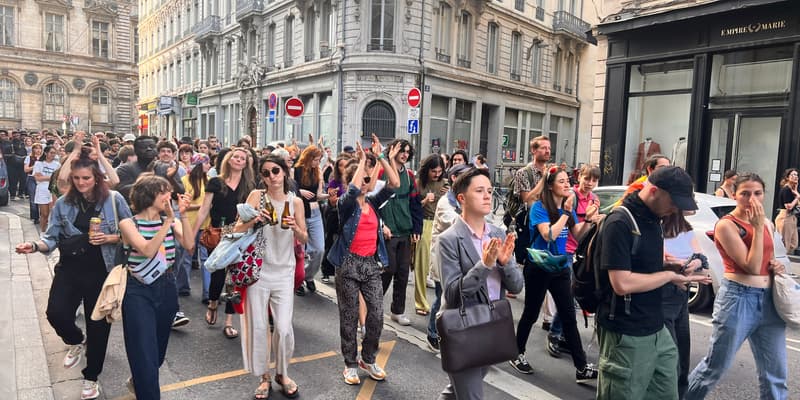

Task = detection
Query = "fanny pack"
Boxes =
[128,250,169,285]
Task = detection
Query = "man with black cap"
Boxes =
[343,145,356,157]
[595,166,712,399]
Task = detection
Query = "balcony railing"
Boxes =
[236,0,264,21]
[553,10,590,41]
[510,72,520,81]
[436,51,450,63]
[367,42,395,52]
[193,16,221,41]
[457,58,471,68]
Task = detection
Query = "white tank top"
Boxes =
[664,231,695,260]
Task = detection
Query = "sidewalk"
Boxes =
[0,212,54,400]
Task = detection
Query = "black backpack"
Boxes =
[503,166,538,264]
[572,206,640,321]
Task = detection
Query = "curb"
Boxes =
[0,212,55,400]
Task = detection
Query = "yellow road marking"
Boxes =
[356,340,396,400]
[110,348,341,400]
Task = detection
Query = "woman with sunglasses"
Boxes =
[193,147,256,338]
[510,166,599,382]
[16,157,131,400]
[118,175,193,399]
[329,136,401,385]
[235,155,308,399]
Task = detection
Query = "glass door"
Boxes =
[705,113,783,216]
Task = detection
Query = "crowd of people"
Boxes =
[3,127,792,400]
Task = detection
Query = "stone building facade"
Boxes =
[139,0,597,168]
[0,0,139,134]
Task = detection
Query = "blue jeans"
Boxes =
[427,281,442,339]
[122,271,179,400]
[304,207,325,282]
[174,243,190,295]
[26,176,39,221]
[686,279,787,400]
[195,231,210,300]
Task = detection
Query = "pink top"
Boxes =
[566,188,599,253]
[350,205,379,257]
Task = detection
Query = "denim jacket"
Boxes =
[41,190,133,271]
[326,184,394,268]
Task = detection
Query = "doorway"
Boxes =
[704,111,785,216]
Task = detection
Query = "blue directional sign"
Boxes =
[407,119,419,135]
[268,109,276,123]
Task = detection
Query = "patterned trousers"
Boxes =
[336,253,384,367]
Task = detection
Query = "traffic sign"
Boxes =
[407,119,419,135]
[268,93,278,109]
[268,109,276,123]
[407,107,419,120]
[407,87,421,108]
[285,97,304,118]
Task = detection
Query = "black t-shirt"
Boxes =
[293,166,319,217]
[779,186,795,210]
[597,193,665,337]
[71,199,104,266]
[205,177,242,227]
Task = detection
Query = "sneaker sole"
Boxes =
[172,319,190,328]
[508,361,534,375]
[576,377,597,384]
[359,367,386,381]
[343,377,361,385]
[64,356,82,369]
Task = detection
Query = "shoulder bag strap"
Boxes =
[111,192,119,233]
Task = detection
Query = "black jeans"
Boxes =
[46,258,111,381]
[381,235,411,315]
[7,161,23,197]
[209,268,235,314]
[515,261,588,370]
[663,284,691,399]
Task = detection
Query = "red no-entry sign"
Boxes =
[285,97,304,118]
[407,87,421,108]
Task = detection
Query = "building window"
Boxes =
[430,96,448,153]
[304,7,315,61]
[553,47,563,91]
[0,78,17,118]
[453,100,472,151]
[267,23,276,67]
[510,32,521,81]
[44,13,64,52]
[320,1,333,57]
[133,30,139,62]
[91,87,110,124]
[536,0,544,20]
[224,41,232,81]
[530,42,542,84]
[456,11,471,67]
[434,2,451,62]
[92,21,110,58]
[0,6,13,46]
[369,0,394,51]
[284,16,294,67]
[565,52,575,94]
[44,83,66,121]
[247,29,256,60]
[486,23,498,74]
[514,0,524,12]
[176,60,182,87]
[362,101,396,140]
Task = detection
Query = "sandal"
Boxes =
[415,309,429,316]
[224,325,239,339]
[254,375,272,399]
[205,304,218,325]
[275,375,299,398]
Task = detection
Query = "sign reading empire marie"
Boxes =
[720,19,787,37]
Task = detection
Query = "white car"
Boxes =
[592,186,790,312]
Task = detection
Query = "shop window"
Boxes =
[430,96,448,153]
[709,46,793,108]
[301,95,315,137]
[362,100,396,140]
[453,100,472,152]
[319,93,335,146]
[523,113,544,165]
[502,109,519,162]
[629,60,693,93]
[0,78,17,119]
[183,108,195,138]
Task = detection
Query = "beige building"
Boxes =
[139,0,598,169]
[0,0,138,134]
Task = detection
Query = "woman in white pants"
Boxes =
[234,155,308,399]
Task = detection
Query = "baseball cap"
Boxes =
[648,166,698,211]
[343,145,355,153]
[123,133,136,142]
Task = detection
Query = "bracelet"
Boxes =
[31,241,39,252]
[378,153,386,160]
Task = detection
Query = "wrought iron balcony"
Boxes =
[193,16,221,42]
[436,50,450,64]
[510,72,520,81]
[553,11,590,41]
[457,58,471,68]
[367,42,395,52]
[236,0,264,21]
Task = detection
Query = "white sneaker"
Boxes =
[358,359,387,381]
[64,342,85,369]
[343,367,361,385]
[390,313,411,326]
[80,380,100,400]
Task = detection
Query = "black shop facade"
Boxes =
[597,0,800,215]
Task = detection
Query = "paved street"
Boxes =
[1,197,798,399]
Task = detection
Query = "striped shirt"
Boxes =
[126,218,176,268]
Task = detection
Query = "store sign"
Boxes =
[186,93,198,105]
[159,96,174,109]
[719,19,787,37]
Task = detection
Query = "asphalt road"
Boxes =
[6,197,797,399]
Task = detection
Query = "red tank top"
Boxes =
[715,214,773,276]
[350,205,378,257]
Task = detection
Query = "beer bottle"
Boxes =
[280,200,291,230]
[263,198,278,226]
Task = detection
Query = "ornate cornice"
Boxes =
[83,0,119,20]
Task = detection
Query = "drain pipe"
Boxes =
[336,0,348,152]
[416,0,426,166]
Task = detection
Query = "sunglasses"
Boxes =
[363,176,371,184]
[261,167,282,177]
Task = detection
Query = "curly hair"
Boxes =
[129,174,172,213]
[295,145,322,187]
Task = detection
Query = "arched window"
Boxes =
[91,87,111,124]
[0,78,18,119]
[44,83,66,121]
[362,100,396,140]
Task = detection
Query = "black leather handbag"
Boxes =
[436,283,518,373]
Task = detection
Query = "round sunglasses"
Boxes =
[261,167,282,177]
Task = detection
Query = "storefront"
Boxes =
[597,0,800,215]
